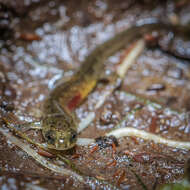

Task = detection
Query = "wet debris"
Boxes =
[145,27,190,61]
[0,0,45,16]
[37,148,56,158]
[0,65,16,112]
[167,67,183,79]
[95,135,118,149]
[166,96,177,107]
[132,152,150,163]
[0,100,14,112]
[18,33,41,42]
[100,108,112,125]
[0,3,14,40]
[158,32,190,60]
[149,116,158,133]
[100,106,121,125]
[146,83,166,92]
[116,170,126,186]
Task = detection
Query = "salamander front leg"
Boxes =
[2,116,43,132]
[2,118,47,149]
[21,121,42,131]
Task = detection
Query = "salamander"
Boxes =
[42,21,190,150]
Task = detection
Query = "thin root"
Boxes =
[106,127,190,150]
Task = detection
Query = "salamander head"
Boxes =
[42,114,77,150]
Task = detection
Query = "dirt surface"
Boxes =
[1,0,190,189]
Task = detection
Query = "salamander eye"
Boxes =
[45,130,55,144]
[70,132,77,142]
[72,134,76,139]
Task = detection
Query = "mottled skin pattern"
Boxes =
[42,21,187,150]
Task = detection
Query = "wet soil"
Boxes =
[0,0,190,189]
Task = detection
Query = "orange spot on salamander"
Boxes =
[67,93,82,111]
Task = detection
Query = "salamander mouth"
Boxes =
[46,141,76,151]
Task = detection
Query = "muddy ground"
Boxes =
[0,0,190,189]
